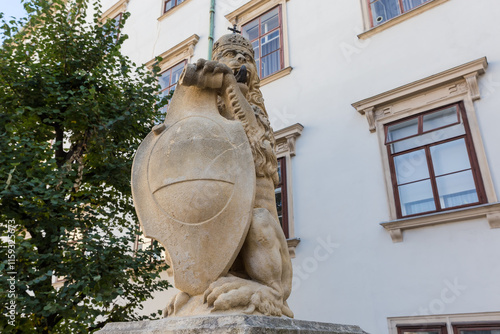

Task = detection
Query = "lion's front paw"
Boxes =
[203,276,283,316]
[164,291,190,317]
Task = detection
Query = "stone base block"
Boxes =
[96,315,369,333]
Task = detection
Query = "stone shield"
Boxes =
[132,101,255,296]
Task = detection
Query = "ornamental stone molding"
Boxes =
[101,0,129,20]
[274,123,303,157]
[351,57,488,133]
[274,123,303,257]
[145,34,199,72]
[351,57,500,242]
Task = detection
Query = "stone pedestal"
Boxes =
[96,315,369,334]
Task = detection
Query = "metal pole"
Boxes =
[208,0,216,60]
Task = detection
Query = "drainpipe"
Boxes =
[208,0,216,60]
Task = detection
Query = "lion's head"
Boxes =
[213,34,278,184]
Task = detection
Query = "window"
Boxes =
[109,13,122,43]
[388,313,500,334]
[368,0,430,27]
[100,0,129,35]
[453,323,500,334]
[145,34,199,114]
[274,123,303,257]
[386,103,486,218]
[225,0,292,85]
[158,61,186,113]
[275,157,289,238]
[358,0,449,39]
[352,57,500,242]
[398,324,448,334]
[242,6,283,79]
[163,0,185,13]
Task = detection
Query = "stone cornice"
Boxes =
[225,0,289,25]
[101,0,129,20]
[274,123,303,157]
[351,57,487,133]
[145,34,199,70]
[352,57,487,113]
[381,202,500,243]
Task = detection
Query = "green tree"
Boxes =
[0,0,170,332]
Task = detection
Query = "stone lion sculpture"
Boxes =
[131,33,293,318]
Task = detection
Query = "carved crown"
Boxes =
[213,34,254,56]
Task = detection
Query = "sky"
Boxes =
[0,0,27,40]
[0,0,27,21]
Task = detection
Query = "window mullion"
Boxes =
[398,0,405,14]
[388,145,403,218]
[258,16,262,78]
[425,145,441,211]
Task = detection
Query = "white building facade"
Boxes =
[99,0,500,333]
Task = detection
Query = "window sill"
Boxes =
[260,66,292,86]
[380,202,500,243]
[358,0,449,40]
[158,0,191,21]
[287,237,300,258]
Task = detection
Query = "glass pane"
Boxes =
[252,40,260,59]
[261,7,279,34]
[261,50,281,78]
[430,139,471,176]
[394,149,429,184]
[387,117,418,143]
[402,0,428,12]
[277,161,282,184]
[436,170,478,208]
[398,180,435,216]
[423,105,459,132]
[370,0,401,26]
[113,15,121,28]
[391,123,466,154]
[261,30,280,56]
[275,187,283,227]
[171,63,185,85]
[159,71,171,90]
[165,0,173,11]
[460,330,500,334]
[243,18,259,41]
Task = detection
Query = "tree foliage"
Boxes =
[0,0,170,332]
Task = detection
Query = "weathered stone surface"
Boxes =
[131,33,294,318]
[96,315,369,334]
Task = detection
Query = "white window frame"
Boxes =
[352,57,500,242]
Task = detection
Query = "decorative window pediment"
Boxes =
[352,57,500,242]
[225,0,292,86]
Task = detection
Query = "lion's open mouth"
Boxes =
[232,66,251,85]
